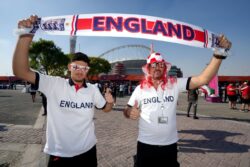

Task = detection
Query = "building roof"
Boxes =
[218,76,250,82]
[0,76,21,82]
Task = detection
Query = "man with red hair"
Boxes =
[124,36,231,167]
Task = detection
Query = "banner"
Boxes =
[16,13,222,49]
[208,74,219,96]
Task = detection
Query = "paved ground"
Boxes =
[177,92,250,123]
[0,90,250,167]
[95,97,250,167]
[0,90,42,125]
[0,90,45,167]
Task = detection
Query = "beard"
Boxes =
[71,74,86,83]
[152,70,163,80]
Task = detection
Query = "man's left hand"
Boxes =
[104,88,114,104]
[217,34,232,50]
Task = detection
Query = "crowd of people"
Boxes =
[218,81,250,112]
[224,81,250,112]
[97,81,134,98]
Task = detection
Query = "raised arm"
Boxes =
[12,15,38,84]
[189,35,232,90]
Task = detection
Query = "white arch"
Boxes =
[98,44,151,63]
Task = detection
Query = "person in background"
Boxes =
[187,88,199,119]
[240,81,250,112]
[110,82,117,105]
[226,83,237,109]
[40,92,47,116]
[29,83,37,102]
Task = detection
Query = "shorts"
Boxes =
[228,95,237,102]
[30,92,36,95]
[241,98,250,104]
[188,100,198,105]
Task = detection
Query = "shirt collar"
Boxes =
[68,78,87,88]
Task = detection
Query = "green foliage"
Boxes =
[88,57,111,76]
[28,39,111,78]
[29,39,69,76]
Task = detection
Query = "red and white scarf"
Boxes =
[16,13,222,50]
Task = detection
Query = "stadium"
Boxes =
[96,44,183,82]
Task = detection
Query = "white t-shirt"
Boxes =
[38,73,106,157]
[128,78,188,146]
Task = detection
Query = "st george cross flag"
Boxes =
[16,13,222,50]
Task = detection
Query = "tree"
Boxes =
[88,57,111,77]
[29,39,69,76]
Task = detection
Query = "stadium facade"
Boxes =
[98,59,183,82]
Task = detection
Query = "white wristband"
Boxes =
[14,27,34,36]
[13,18,41,36]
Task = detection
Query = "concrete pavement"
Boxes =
[0,90,46,167]
[95,97,250,167]
[0,90,250,167]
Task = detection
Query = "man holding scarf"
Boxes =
[13,15,114,167]
[124,38,231,166]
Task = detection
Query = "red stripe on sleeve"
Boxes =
[77,18,92,30]
[194,30,205,42]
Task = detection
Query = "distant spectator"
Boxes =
[119,84,124,97]
[226,83,237,109]
[29,83,37,103]
[240,81,250,112]
[187,88,199,119]
[40,92,47,116]
[110,82,117,104]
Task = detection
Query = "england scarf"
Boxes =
[16,13,223,50]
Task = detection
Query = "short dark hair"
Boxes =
[71,52,90,65]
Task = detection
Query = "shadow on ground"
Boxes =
[0,163,9,167]
[177,112,250,124]
[178,129,250,154]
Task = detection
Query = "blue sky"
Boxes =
[1,0,250,77]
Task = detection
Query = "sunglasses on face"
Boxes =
[150,62,165,68]
[71,64,90,72]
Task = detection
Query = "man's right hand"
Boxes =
[17,15,38,37]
